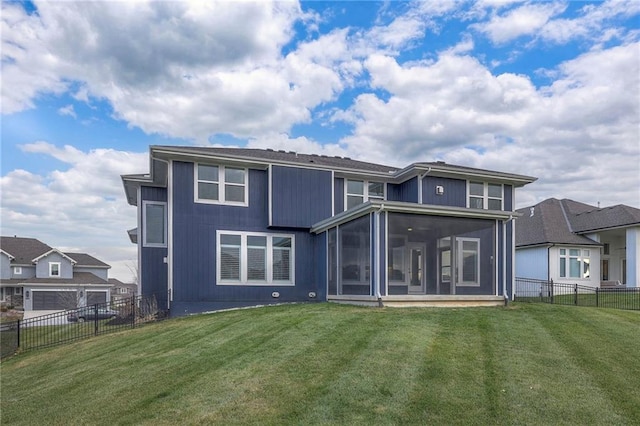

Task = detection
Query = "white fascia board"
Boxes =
[32,249,77,264]
[0,249,15,260]
[310,200,519,234]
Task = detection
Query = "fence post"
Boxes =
[131,297,136,329]
[16,319,20,350]
[595,287,599,308]
[550,279,554,304]
[574,284,578,306]
[94,303,99,336]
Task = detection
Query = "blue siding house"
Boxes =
[122,146,536,316]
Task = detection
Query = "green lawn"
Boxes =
[1,303,639,425]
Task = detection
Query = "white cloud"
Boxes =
[474,2,566,44]
[57,104,77,118]
[2,1,353,141]
[334,42,640,208]
[0,144,148,281]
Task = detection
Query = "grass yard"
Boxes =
[1,303,639,425]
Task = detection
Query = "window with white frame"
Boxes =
[143,201,167,247]
[49,262,61,277]
[196,164,248,206]
[559,248,590,279]
[345,179,384,210]
[468,182,503,210]
[217,231,294,285]
[457,238,480,286]
[13,267,22,275]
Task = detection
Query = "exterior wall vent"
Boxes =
[435,185,444,195]
[308,292,317,298]
[271,291,280,298]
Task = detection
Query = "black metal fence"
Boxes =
[514,277,640,310]
[0,294,168,360]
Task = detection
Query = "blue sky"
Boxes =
[1,0,639,281]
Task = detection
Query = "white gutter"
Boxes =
[504,215,515,303]
[417,167,432,204]
[374,204,384,303]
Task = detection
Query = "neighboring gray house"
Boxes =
[515,198,640,288]
[0,236,114,311]
[109,278,137,302]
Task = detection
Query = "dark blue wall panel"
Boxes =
[506,220,513,298]
[170,161,324,316]
[504,185,513,211]
[271,166,332,228]
[422,176,467,207]
[140,186,168,301]
[388,177,418,203]
[334,177,344,213]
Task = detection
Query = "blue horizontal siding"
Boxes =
[271,166,332,228]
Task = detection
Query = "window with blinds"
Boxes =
[217,231,294,285]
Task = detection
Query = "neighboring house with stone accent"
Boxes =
[515,198,640,288]
[0,236,113,311]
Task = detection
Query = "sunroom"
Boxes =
[312,200,516,307]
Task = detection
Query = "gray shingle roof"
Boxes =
[515,198,640,247]
[152,146,400,173]
[65,253,110,268]
[0,271,109,285]
[0,237,52,264]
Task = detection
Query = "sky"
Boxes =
[1,0,639,282]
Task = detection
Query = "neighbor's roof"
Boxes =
[515,198,640,247]
[65,253,110,268]
[0,237,110,268]
[0,272,110,286]
[0,237,52,264]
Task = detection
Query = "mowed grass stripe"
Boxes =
[1,303,639,425]
[532,305,640,424]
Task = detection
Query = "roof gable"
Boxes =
[516,198,640,247]
[0,237,52,264]
[33,249,77,264]
[65,252,110,268]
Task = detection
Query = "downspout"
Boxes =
[375,203,385,306]
[417,167,432,204]
[503,215,515,305]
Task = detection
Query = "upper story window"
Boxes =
[13,267,22,275]
[468,182,503,210]
[49,262,61,277]
[143,201,167,247]
[217,231,294,286]
[196,164,248,206]
[559,248,590,279]
[345,180,385,210]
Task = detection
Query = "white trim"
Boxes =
[32,249,77,264]
[467,181,504,210]
[216,231,295,286]
[194,163,249,207]
[49,262,61,277]
[1,249,15,260]
[331,170,335,216]
[344,179,386,211]
[167,160,174,305]
[268,164,273,226]
[137,186,142,297]
[456,238,481,287]
[142,200,168,248]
